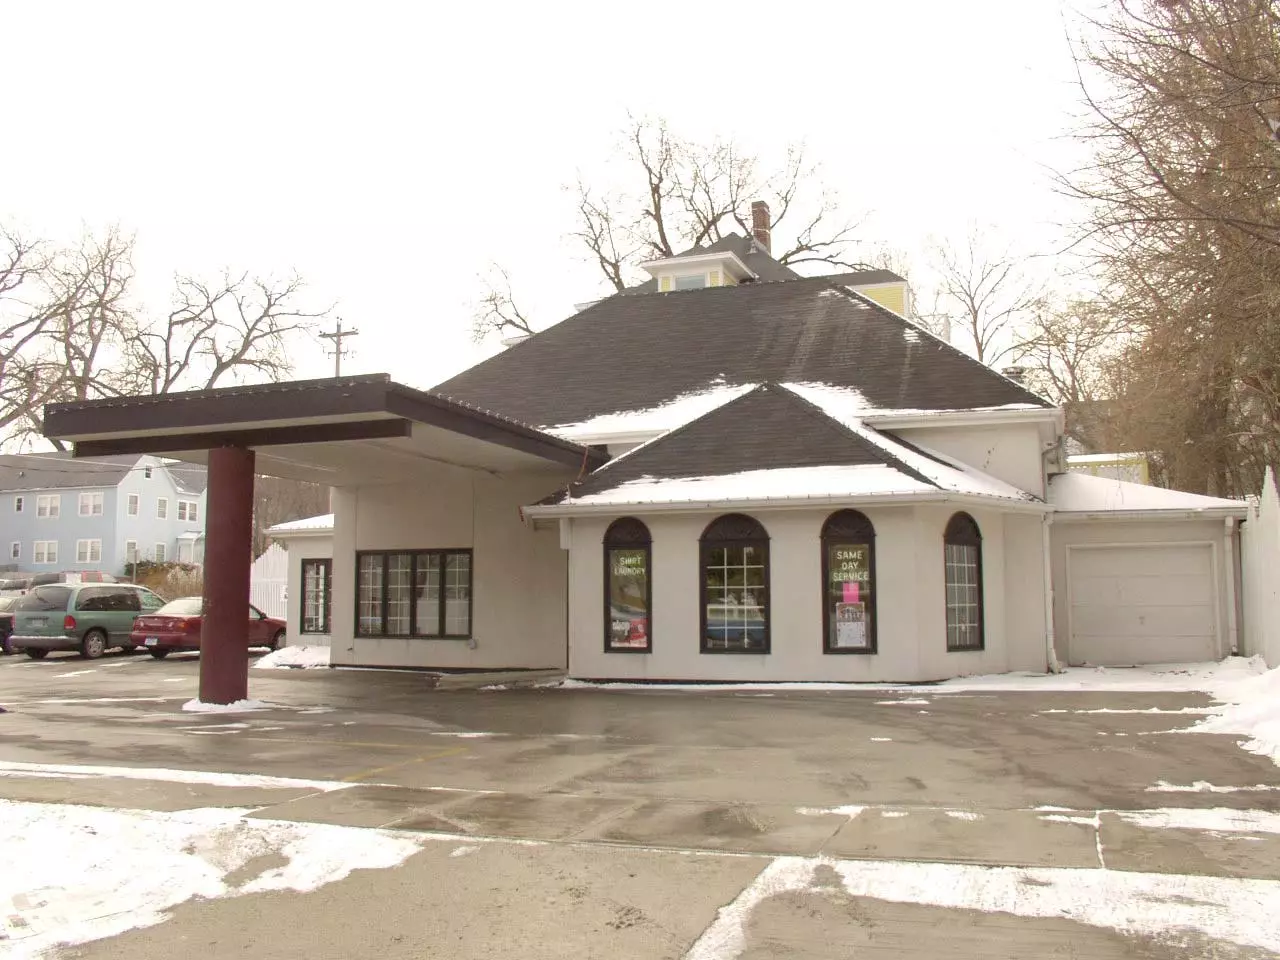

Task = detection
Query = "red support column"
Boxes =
[200,445,256,704]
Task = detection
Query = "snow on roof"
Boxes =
[782,385,1036,502]
[266,513,334,535]
[1049,473,1246,515]
[783,382,1045,421]
[547,382,757,442]
[562,464,937,507]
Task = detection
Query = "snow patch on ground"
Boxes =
[182,699,274,714]
[0,760,358,793]
[684,855,1280,959]
[1147,780,1280,794]
[1116,807,1280,835]
[1189,660,1280,766]
[795,805,864,819]
[253,646,331,670]
[944,810,982,821]
[0,800,423,957]
[876,698,930,705]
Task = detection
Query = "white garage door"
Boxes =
[1067,543,1217,665]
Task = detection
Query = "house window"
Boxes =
[127,494,139,517]
[154,543,167,563]
[177,500,199,522]
[36,495,60,519]
[76,539,102,564]
[356,550,472,638]
[944,512,984,651]
[124,540,138,563]
[156,498,168,519]
[301,559,332,634]
[144,466,153,479]
[700,514,769,653]
[9,542,19,560]
[675,274,707,290]
[822,510,877,654]
[33,541,58,564]
[14,496,23,513]
[604,517,651,653]
[78,492,104,517]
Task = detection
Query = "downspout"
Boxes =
[1042,512,1063,674]
[1224,516,1239,656]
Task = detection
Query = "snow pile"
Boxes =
[254,645,331,670]
[181,698,274,714]
[0,760,358,792]
[0,800,422,957]
[548,382,756,443]
[1193,658,1280,765]
[1049,472,1245,514]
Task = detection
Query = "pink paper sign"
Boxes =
[842,581,860,603]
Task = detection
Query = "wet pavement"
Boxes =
[2,649,1279,958]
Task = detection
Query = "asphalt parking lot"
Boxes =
[2,650,1279,959]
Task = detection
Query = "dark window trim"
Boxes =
[603,517,652,654]
[354,548,474,639]
[300,558,333,635]
[821,510,878,655]
[699,513,771,655]
[943,512,985,652]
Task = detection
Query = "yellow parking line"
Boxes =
[342,746,469,783]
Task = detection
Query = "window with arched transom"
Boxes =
[700,514,769,653]
[604,517,651,653]
[944,512,983,651]
[822,510,876,653]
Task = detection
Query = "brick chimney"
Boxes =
[751,200,771,253]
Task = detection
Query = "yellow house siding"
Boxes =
[709,270,721,287]
[857,283,906,315]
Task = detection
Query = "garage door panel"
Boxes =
[1071,574,1212,607]
[1070,603,1213,638]
[1066,543,1217,666]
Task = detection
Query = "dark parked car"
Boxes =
[0,596,16,654]
[130,597,286,658]
[10,583,166,659]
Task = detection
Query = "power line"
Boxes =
[319,318,360,377]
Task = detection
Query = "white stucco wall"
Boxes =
[567,504,1048,682]
[275,533,333,648]
[1049,518,1235,666]
[327,464,573,670]
[893,421,1047,497]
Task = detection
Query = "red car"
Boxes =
[130,596,286,659]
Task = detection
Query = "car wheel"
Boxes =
[149,649,170,659]
[24,648,48,660]
[80,629,107,660]
[268,630,285,652]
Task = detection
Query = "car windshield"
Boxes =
[156,597,203,616]
[0,597,16,611]
[16,585,73,612]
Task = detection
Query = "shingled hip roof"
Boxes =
[526,384,1042,514]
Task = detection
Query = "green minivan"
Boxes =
[10,584,167,659]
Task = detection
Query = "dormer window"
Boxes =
[643,249,756,294]
[674,275,707,291]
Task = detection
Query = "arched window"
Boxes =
[604,517,652,653]
[944,512,984,651]
[700,514,769,653]
[822,510,876,653]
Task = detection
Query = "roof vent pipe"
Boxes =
[751,200,771,254]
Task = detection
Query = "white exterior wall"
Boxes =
[275,533,334,648]
[1242,469,1280,667]
[893,422,1046,497]
[328,464,573,670]
[567,504,1047,682]
[1050,519,1235,666]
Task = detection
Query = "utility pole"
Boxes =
[319,319,360,377]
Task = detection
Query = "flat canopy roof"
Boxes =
[44,374,607,484]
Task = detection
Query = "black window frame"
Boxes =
[300,558,333,635]
[821,510,878,655]
[354,549,473,639]
[699,513,771,655]
[603,517,652,654]
[943,512,985,652]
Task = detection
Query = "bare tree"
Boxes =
[1065,0,1280,494]
[0,225,327,449]
[470,264,536,344]
[253,475,331,556]
[924,227,1046,367]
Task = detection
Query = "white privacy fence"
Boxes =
[249,542,288,620]
[1241,466,1280,668]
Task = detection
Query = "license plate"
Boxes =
[144,637,158,646]
[28,617,46,627]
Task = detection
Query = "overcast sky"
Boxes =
[2,1,1094,390]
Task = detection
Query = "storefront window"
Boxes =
[944,513,983,651]
[700,514,769,653]
[356,550,472,638]
[604,518,651,653]
[822,510,876,654]
[301,559,332,634]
